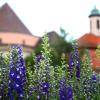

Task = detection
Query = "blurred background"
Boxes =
[0,0,100,70]
[0,0,100,39]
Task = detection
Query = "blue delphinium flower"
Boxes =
[90,72,98,94]
[67,86,73,100]
[40,82,50,95]
[74,44,80,81]
[59,86,73,100]
[8,45,26,100]
[59,77,66,89]
[59,78,67,100]
[59,78,73,100]
[59,87,67,100]
[29,82,50,99]
[69,53,74,73]
[76,59,80,81]
[91,72,97,81]
[36,54,44,62]
[69,44,80,81]
[83,72,98,99]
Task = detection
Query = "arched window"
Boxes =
[90,21,92,31]
[0,38,2,43]
[22,40,25,45]
[97,20,100,29]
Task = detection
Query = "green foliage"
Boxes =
[26,35,100,100]
[27,35,55,99]
[0,34,100,99]
[0,53,9,99]
[81,50,93,78]
[60,27,68,39]
[34,33,72,66]
[25,53,35,71]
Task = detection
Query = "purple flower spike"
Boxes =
[92,72,97,81]
[59,86,73,100]
[8,45,26,100]
[69,44,80,81]
[76,62,80,81]
[59,78,73,100]
[40,82,50,95]
[67,86,73,100]
[36,54,44,62]
[59,88,67,100]
[69,53,74,69]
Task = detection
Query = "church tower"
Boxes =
[77,6,100,72]
[89,6,100,36]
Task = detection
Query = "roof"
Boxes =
[47,31,61,43]
[37,31,61,46]
[89,6,100,17]
[0,32,40,47]
[45,31,66,45]
[0,3,32,35]
[77,33,100,48]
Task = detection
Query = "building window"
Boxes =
[0,38,2,43]
[97,20,100,29]
[22,40,25,45]
[90,21,92,31]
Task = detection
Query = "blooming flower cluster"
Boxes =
[92,72,98,81]
[36,53,44,63]
[59,77,73,100]
[83,71,99,95]
[8,45,26,100]
[29,53,50,99]
[28,36,52,99]
[69,44,80,80]
[40,82,50,95]
[29,81,50,100]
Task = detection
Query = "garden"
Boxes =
[0,35,100,100]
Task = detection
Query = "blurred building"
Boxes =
[78,7,100,71]
[0,3,40,57]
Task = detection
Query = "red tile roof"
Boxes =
[0,3,40,48]
[0,3,32,35]
[0,32,40,47]
[77,33,100,48]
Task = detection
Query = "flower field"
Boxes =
[0,35,100,100]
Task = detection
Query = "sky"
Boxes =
[0,0,100,40]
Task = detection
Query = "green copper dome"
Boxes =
[89,6,100,17]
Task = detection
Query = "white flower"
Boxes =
[17,75,20,79]
[16,84,19,87]
[16,68,19,71]
[11,73,14,76]
[20,94,23,97]
[37,95,40,99]
[44,85,47,88]
[19,71,22,74]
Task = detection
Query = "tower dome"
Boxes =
[89,6,100,17]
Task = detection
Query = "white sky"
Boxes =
[0,0,100,40]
